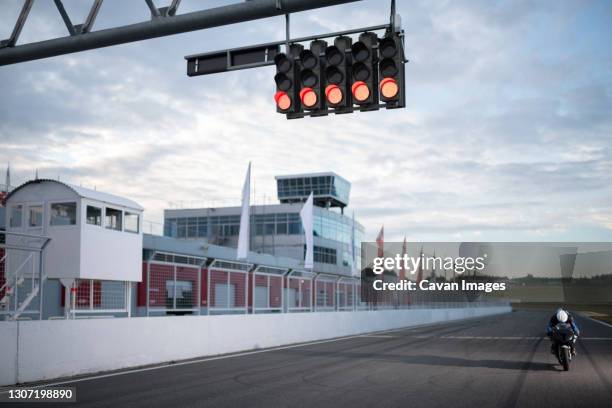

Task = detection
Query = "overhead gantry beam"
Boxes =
[0,0,360,66]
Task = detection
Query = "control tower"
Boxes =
[275,172,350,212]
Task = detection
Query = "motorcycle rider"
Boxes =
[546,308,580,356]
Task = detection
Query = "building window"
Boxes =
[86,205,102,226]
[10,205,23,228]
[105,207,122,231]
[125,212,139,233]
[28,205,43,227]
[198,224,207,237]
[50,202,77,226]
[304,245,337,265]
[288,221,301,234]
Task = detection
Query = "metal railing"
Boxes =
[0,231,51,321]
[141,258,509,318]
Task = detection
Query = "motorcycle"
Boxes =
[551,322,577,371]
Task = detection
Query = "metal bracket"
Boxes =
[146,0,181,19]
[53,0,103,36]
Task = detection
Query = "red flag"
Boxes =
[416,246,424,284]
[399,236,407,280]
[376,225,384,258]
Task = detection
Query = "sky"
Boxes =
[0,0,611,242]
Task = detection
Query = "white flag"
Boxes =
[236,162,251,260]
[300,192,314,269]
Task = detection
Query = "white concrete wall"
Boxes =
[1,306,510,385]
[0,322,18,386]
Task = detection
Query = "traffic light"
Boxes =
[350,32,379,111]
[378,31,405,109]
[298,40,327,115]
[273,28,406,118]
[274,44,303,116]
[323,36,353,114]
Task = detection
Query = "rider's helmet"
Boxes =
[556,309,568,323]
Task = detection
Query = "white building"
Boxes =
[1,179,144,319]
[5,179,143,282]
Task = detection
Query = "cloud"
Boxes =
[0,0,611,242]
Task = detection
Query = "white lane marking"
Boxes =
[578,313,612,329]
[580,337,612,340]
[441,336,543,340]
[414,335,612,340]
[359,335,399,338]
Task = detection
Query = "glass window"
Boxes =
[125,212,139,233]
[28,205,43,227]
[50,202,77,226]
[288,221,301,235]
[86,206,102,226]
[105,207,122,231]
[10,205,23,228]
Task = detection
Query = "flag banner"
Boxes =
[300,192,314,269]
[399,237,407,281]
[359,241,612,306]
[376,225,384,258]
[4,163,10,193]
[236,162,251,260]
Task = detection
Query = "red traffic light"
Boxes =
[379,77,399,99]
[325,84,343,105]
[274,91,291,111]
[351,81,370,103]
[300,87,317,108]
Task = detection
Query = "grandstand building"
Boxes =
[163,172,365,276]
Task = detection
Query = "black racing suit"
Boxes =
[546,312,580,355]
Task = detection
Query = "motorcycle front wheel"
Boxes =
[562,347,570,371]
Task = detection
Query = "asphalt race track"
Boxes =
[5,310,612,408]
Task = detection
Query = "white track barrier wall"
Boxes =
[0,306,510,385]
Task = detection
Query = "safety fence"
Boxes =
[60,280,130,318]
[252,265,285,313]
[136,255,507,317]
[3,243,508,320]
[143,252,204,316]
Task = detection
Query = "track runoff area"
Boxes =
[1,310,611,407]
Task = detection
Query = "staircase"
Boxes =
[0,253,46,320]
